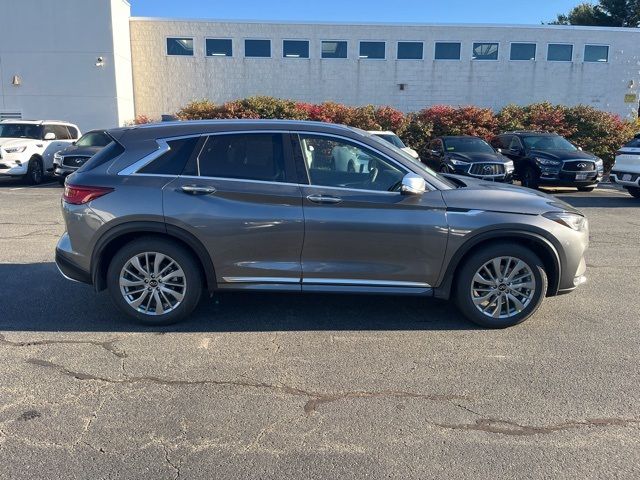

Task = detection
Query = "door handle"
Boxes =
[306,194,342,204]
[180,184,216,195]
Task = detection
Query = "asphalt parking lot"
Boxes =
[0,178,638,479]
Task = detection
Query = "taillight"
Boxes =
[63,184,114,205]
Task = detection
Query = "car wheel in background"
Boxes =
[627,186,640,198]
[107,237,203,325]
[454,242,548,328]
[521,167,539,190]
[577,186,595,192]
[25,157,44,185]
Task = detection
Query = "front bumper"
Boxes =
[0,162,28,176]
[609,171,640,188]
[537,167,602,187]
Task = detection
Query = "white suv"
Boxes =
[610,134,640,198]
[368,131,420,160]
[0,120,81,184]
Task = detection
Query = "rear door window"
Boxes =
[197,133,288,182]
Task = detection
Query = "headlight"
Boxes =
[595,158,604,170]
[543,211,587,231]
[4,146,27,154]
[449,158,470,166]
[505,161,514,172]
[535,157,561,167]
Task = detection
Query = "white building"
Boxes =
[1,0,639,131]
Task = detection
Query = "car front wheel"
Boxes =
[107,237,203,325]
[25,157,44,185]
[521,167,539,190]
[627,187,640,198]
[455,243,548,328]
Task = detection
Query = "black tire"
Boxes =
[57,176,66,186]
[454,243,548,329]
[25,157,44,185]
[521,166,539,190]
[577,186,595,192]
[106,237,203,325]
[627,187,640,198]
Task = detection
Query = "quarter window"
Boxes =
[548,44,573,62]
[359,41,385,59]
[510,43,536,61]
[245,39,271,58]
[283,40,309,58]
[139,137,200,175]
[167,38,194,56]
[198,133,286,182]
[434,42,461,60]
[322,41,347,58]
[44,124,71,140]
[296,134,405,192]
[584,45,609,63]
[397,42,423,60]
[472,42,499,60]
[206,39,232,57]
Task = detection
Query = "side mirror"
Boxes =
[400,173,426,195]
[577,146,583,151]
[44,132,56,140]
[496,148,503,154]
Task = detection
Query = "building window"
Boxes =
[510,43,536,61]
[166,38,194,56]
[548,44,573,62]
[322,41,348,59]
[245,39,271,58]
[434,42,461,60]
[472,42,499,60]
[206,39,232,57]
[584,45,609,63]
[397,42,424,60]
[283,40,309,58]
[359,41,385,59]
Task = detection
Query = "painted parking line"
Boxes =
[8,182,58,191]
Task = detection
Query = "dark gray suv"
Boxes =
[56,120,589,328]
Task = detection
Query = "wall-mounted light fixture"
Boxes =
[95,56,105,67]
[11,75,21,86]
[398,83,407,91]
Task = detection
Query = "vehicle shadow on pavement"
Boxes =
[0,263,477,333]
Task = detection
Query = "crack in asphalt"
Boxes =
[26,358,464,414]
[437,417,640,436]
[0,334,127,359]
[163,444,181,480]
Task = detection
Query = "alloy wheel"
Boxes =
[119,252,186,315]
[470,256,536,319]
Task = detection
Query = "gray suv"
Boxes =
[56,120,589,328]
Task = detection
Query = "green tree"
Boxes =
[551,0,640,27]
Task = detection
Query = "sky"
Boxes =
[130,0,581,25]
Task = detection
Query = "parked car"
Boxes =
[491,131,603,191]
[610,134,640,198]
[0,120,81,184]
[56,120,589,329]
[368,131,420,160]
[53,129,111,185]
[424,136,514,182]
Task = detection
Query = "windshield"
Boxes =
[444,137,495,154]
[364,132,456,189]
[623,135,640,148]
[75,131,111,147]
[0,123,42,140]
[523,135,577,152]
[375,133,406,149]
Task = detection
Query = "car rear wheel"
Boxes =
[521,167,539,190]
[577,186,595,192]
[107,238,203,325]
[627,187,640,198]
[454,243,548,328]
[25,157,44,185]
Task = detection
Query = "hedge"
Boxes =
[169,97,638,171]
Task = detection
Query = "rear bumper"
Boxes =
[55,233,92,284]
